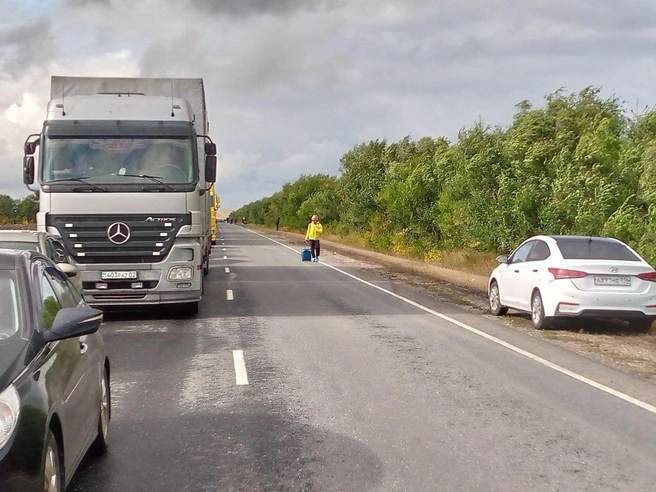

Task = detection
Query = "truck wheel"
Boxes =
[182,301,199,317]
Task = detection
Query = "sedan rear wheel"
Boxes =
[531,291,551,330]
[43,430,61,492]
[489,281,508,316]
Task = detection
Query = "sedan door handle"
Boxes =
[532,269,538,272]
[514,270,519,273]
[79,342,89,355]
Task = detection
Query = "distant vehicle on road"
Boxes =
[488,235,656,331]
[0,230,80,292]
[0,249,109,492]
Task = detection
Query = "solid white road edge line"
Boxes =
[226,289,234,301]
[245,227,656,416]
[233,350,249,385]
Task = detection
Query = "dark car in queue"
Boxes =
[0,249,110,492]
[0,231,81,293]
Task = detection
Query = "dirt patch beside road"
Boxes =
[250,225,656,383]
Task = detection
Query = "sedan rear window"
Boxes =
[554,237,640,261]
[0,276,19,340]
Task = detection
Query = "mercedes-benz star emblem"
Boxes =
[107,222,131,245]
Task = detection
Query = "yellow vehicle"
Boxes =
[210,186,220,245]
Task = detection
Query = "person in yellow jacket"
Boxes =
[305,214,323,262]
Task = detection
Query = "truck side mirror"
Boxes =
[205,142,217,156]
[205,155,217,183]
[23,156,35,185]
[24,141,38,155]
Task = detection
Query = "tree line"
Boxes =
[238,87,656,265]
[0,194,39,225]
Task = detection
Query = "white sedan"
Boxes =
[488,235,656,331]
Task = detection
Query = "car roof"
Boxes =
[548,235,621,242]
[0,248,31,271]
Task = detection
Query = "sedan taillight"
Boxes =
[636,271,656,282]
[548,268,588,279]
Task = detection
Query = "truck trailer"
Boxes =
[23,76,217,315]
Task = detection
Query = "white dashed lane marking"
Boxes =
[225,267,230,273]
[226,289,234,301]
[233,350,249,385]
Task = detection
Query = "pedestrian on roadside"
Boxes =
[276,217,281,231]
[305,214,323,262]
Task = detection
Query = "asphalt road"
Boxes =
[69,224,656,492]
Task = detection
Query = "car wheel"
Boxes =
[628,319,653,333]
[489,281,508,316]
[43,430,62,492]
[92,367,110,455]
[531,291,551,329]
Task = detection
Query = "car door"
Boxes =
[500,241,536,307]
[514,240,552,311]
[37,262,93,472]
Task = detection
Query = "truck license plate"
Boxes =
[594,276,631,286]
[101,271,138,280]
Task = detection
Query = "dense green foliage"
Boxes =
[235,88,656,264]
[0,194,38,225]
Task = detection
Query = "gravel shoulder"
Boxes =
[253,226,656,383]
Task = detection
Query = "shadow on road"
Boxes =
[69,410,385,492]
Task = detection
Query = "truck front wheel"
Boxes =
[182,301,199,317]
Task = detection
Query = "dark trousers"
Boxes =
[309,240,320,258]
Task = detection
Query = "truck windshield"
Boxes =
[42,137,195,185]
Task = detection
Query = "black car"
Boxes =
[0,250,110,491]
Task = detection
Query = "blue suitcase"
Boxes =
[301,247,312,261]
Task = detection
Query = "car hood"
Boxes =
[0,337,30,391]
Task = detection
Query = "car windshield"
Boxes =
[42,137,195,185]
[554,237,641,261]
[0,274,19,340]
[0,241,39,252]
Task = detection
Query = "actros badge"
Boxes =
[107,222,131,245]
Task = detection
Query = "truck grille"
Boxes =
[47,214,192,264]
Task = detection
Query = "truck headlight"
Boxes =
[168,266,193,281]
[0,385,20,449]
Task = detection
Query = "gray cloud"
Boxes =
[66,0,111,6]
[189,0,337,18]
[0,18,54,76]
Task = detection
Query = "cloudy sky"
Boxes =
[1,0,655,209]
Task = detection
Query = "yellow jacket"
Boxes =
[305,222,323,240]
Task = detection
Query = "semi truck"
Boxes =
[22,76,217,315]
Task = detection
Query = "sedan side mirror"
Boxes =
[496,255,509,264]
[43,306,103,343]
[57,263,78,278]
